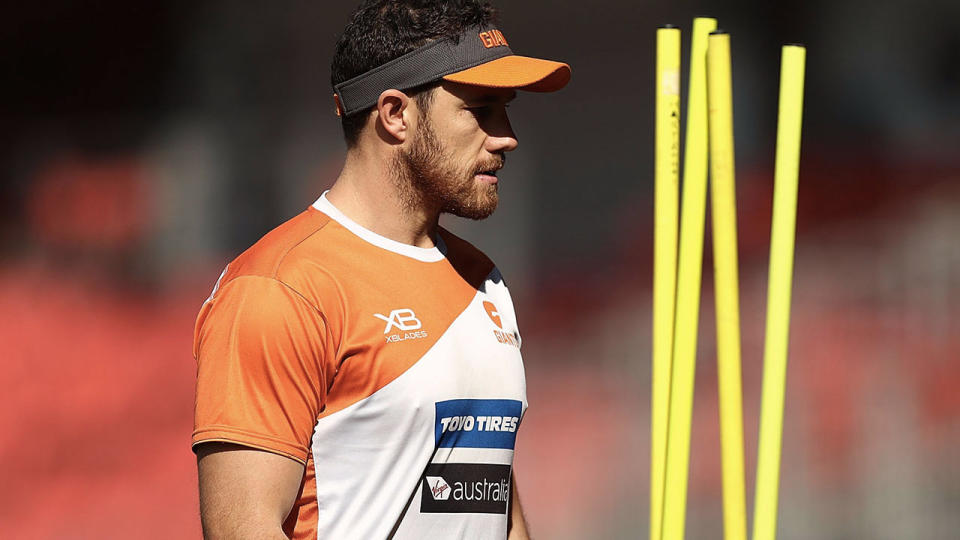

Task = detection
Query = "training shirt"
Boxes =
[193,193,527,539]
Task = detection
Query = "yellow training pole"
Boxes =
[650,26,680,538]
[651,24,681,540]
[706,31,747,540]
[660,16,716,540]
[752,44,806,540]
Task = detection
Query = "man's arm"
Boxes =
[197,443,305,540]
[507,472,531,540]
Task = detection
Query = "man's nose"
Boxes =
[485,114,519,153]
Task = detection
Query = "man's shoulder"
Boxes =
[208,208,355,310]
[224,208,335,282]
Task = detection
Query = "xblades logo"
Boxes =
[374,309,421,332]
[374,309,428,343]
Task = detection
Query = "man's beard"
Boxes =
[392,116,502,220]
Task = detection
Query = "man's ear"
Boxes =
[375,89,411,143]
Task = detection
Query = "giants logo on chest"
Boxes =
[483,301,518,348]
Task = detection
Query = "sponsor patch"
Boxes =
[421,463,511,514]
[425,475,452,501]
[435,399,523,449]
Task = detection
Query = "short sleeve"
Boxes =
[192,275,330,464]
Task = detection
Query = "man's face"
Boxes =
[397,81,518,220]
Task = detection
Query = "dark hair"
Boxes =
[331,0,498,147]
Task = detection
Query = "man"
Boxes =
[192,1,570,538]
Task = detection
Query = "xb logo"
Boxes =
[374,309,422,333]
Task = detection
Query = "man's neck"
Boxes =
[325,148,441,250]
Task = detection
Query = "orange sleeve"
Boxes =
[192,275,331,464]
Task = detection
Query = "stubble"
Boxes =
[392,116,501,220]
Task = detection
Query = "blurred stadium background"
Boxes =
[2,0,959,538]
